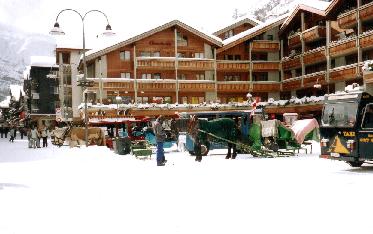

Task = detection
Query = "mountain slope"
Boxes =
[0,22,55,101]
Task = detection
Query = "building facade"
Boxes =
[53,0,373,119]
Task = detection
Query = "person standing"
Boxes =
[41,126,48,147]
[0,125,3,138]
[27,127,32,148]
[9,127,15,143]
[153,115,167,166]
[30,126,39,149]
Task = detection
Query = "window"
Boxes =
[321,102,358,127]
[178,74,186,80]
[181,97,188,104]
[362,104,373,128]
[224,30,234,39]
[195,53,204,58]
[196,74,205,80]
[121,73,131,78]
[62,52,70,64]
[153,73,161,79]
[177,32,188,46]
[267,35,274,40]
[177,52,186,58]
[252,72,268,81]
[141,74,152,79]
[234,55,241,60]
[153,51,160,57]
[140,51,151,57]
[120,51,130,61]
[224,55,234,60]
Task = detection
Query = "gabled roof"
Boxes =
[218,14,288,53]
[85,20,223,62]
[280,5,325,32]
[212,17,261,37]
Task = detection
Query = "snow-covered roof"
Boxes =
[85,20,223,62]
[9,85,25,101]
[29,56,58,68]
[219,14,289,51]
[280,0,332,31]
[0,96,11,108]
[212,17,261,37]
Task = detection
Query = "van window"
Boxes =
[322,102,358,127]
[362,104,373,129]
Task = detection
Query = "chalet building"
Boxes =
[23,56,59,126]
[84,20,222,105]
[51,0,373,119]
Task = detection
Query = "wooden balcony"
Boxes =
[178,59,215,71]
[137,82,176,91]
[103,82,135,90]
[136,58,175,70]
[330,64,358,82]
[179,81,215,92]
[251,40,280,52]
[303,72,326,88]
[216,61,250,72]
[359,30,373,48]
[337,9,357,29]
[282,78,302,91]
[288,32,301,48]
[252,61,280,71]
[282,56,301,70]
[303,47,326,65]
[329,38,357,57]
[303,26,326,43]
[360,2,373,22]
[252,82,281,92]
[217,82,250,92]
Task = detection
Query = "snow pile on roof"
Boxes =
[223,13,289,45]
[0,96,11,108]
[9,85,25,101]
[30,56,57,68]
[261,95,325,107]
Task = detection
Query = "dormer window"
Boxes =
[177,32,188,46]
[224,30,234,39]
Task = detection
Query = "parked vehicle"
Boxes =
[320,91,373,167]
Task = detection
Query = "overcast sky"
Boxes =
[0,0,263,41]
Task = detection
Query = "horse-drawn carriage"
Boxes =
[174,108,319,161]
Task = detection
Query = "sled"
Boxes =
[131,140,152,160]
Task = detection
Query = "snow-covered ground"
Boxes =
[0,137,373,234]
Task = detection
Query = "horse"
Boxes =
[188,115,238,162]
[51,126,106,147]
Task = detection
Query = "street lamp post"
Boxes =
[50,9,114,146]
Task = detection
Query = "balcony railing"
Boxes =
[359,30,373,48]
[303,26,326,43]
[282,56,301,70]
[329,64,358,82]
[136,57,175,70]
[282,78,302,91]
[303,47,326,65]
[360,1,373,22]
[177,80,215,92]
[177,59,215,71]
[252,82,281,92]
[252,61,280,71]
[137,81,176,91]
[337,8,357,29]
[216,61,250,72]
[217,81,250,92]
[251,40,280,52]
[303,72,326,88]
[103,82,135,90]
[329,37,357,57]
[288,32,301,48]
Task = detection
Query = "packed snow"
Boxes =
[1,136,373,234]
